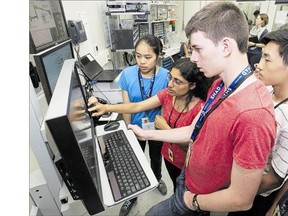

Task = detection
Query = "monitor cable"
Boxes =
[91,81,113,122]
[92,81,112,105]
[73,43,91,82]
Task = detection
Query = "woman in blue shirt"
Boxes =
[117,34,169,216]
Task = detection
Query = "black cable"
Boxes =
[92,83,111,105]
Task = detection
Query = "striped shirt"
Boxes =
[262,101,288,196]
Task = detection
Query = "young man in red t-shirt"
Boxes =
[129,2,276,215]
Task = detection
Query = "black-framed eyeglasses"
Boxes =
[167,73,190,87]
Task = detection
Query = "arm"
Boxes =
[258,167,283,194]
[128,109,201,143]
[128,122,194,143]
[154,115,189,150]
[154,115,171,130]
[266,180,288,216]
[249,42,265,48]
[248,41,255,47]
[260,118,288,193]
[184,161,264,212]
[121,90,131,126]
[88,91,162,116]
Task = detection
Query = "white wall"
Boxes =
[62,0,111,66]
[183,1,201,32]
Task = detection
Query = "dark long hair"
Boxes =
[172,58,213,106]
[134,34,163,58]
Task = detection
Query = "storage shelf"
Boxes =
[111,48,134,52]
[105,1,179,53]
[106,11,150,16]
[151,19,177,23]
[150,3,177,6]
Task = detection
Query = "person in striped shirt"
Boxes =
[228,27,288,216]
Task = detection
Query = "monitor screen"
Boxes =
[33,39,74,104]
[29,0,70,54]
[44,59,104,214]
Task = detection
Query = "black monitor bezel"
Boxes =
[33,39,74,104]
[44,60,104,214]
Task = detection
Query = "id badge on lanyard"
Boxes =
[141,117,155,130]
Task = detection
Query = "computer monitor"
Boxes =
[29,0,70,54]
[44,59,105,215]
[33,39,74,104]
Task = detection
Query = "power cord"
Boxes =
[73,47,113,125]
[108,58,115,70]
[91,81,112,105]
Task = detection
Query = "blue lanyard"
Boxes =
[138,67,156,117]
[138,66,156,100]
[191,65,253,141]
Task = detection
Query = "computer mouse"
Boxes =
[104,121,120,131]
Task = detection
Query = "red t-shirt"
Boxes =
[185,79,276,194]
[157,88,204,169]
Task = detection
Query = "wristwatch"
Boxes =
[192,194,201,212]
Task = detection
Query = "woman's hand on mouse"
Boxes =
[87,96,107,116]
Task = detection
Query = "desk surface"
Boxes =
[98,112,122,124]
[92,81,123,104]
[163,47,180,58]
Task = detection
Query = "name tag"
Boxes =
[141,117,155,130]
[168,148,174,162]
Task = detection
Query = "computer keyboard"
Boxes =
[97,130,150,201]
